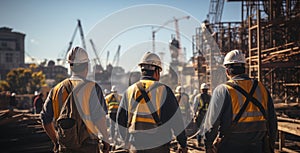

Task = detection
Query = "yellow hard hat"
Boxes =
[67,46,90,64]
[138,52,162,72]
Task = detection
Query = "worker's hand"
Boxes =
[178,147,188,153]
[205,146,217,153]
[52,141,59,153]
[101,141,110,153]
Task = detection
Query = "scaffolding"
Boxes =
[193,0,300,103]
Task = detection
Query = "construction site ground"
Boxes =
[0,109,299,153]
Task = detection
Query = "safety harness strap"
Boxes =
[218,80,259,143]
[136,82,162,126]
[226,80,267,121]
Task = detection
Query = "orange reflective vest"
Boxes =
[126,80,165,133]
[105,92,121,114]
[225,79,269,132]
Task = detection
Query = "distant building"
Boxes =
[0,27,25,79]
[41,60,68,80]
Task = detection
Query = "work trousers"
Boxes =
[218,140,263,153]
[58,140,100,153]
[130,144,170,153]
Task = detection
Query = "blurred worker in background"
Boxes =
[40,46,110,153]
[105,85,122,148]
[33,92,44,114]
[9,92,17,111]
[190,89,199,105]
[175,85,193,127]
[193,83,211,147]
[117,52,187,153]
[202,50,277,153]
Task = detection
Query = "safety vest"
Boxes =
[52,79,99,134]
[195,93,211,111]
[105,93,121,114]
[175,93,189,114]
[127,80,165,133]
[224,79,269,132]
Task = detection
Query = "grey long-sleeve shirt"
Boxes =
[202,74,277,148]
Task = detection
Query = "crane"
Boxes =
[112,45,121,67]
[90,39,104,71]
[208,0,225,24]
[152,16,190,53]
[63,19,87,62]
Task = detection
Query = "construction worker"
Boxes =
[202,50,277,153]
[175,85,192,127]
[40,46,110,153]
[193,83,211,147]
[117,52,187,153]
[105,85,122,146]
[190,89,199,105]
[33,92,44,114]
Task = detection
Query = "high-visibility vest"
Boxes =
[175,93,189,114]
[195,93,211,111]
[126,80,165,133]
[224,79,269,132]
[105,93,121,113]
[51,79,99,134]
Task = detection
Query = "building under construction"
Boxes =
[192,0,300,152]
[194,0,300,103]
[0,0,300,153]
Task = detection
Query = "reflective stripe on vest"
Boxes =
[105,93,121,113]
[52,79,97,134]
[127,80,166,131]
[225,80,268,132]
[52,80,94,119]
[175,93,189,113]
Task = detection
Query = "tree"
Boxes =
[6,67,46,94]
[0,80,10,91]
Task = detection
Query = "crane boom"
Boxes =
[89,39,101,65]
[63,19,86,61]
[208,0,225,24]
[112,45,121,67]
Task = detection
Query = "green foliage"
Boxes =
[5,67,46,94]
[0,80,10,91]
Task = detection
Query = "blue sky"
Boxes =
[0,0,241,71]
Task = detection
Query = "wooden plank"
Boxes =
[278,122,300,136]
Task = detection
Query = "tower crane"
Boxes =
[152,16,190,53]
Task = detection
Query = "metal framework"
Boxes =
[193,0,300,103]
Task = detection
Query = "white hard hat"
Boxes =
[67,46,90,64]
[175,86,185,93]
[200,83,209,89]
[111,85,117,92]
[138,52,162,72]
[11,93,16,96]
[223,49,246,66]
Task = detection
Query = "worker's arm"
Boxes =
[163,87,187,148]
[203,85,227,149]
[43,122,58,143]
[40,89,59,151]
[267,91,278,149]
[116,92,128,141]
